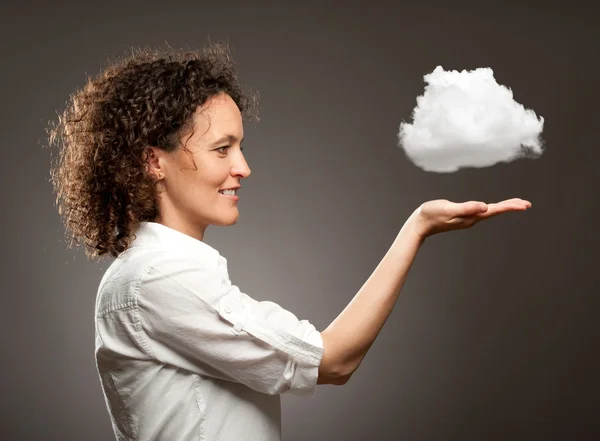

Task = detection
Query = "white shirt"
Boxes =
[94,221,324,441]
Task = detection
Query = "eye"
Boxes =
[216,146,245,154]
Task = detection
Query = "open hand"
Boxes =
[411,198,532,240]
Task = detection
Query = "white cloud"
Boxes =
[398,66,545,173]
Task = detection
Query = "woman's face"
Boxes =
[150,93,251,240]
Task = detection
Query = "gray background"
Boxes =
[2,0,598,440]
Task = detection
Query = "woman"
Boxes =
[48,43,531,441]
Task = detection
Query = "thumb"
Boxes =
[456,201,488,217]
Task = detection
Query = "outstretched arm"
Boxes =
[317,198,531,385]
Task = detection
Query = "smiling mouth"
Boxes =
[218,189,237,196]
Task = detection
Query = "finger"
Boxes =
[488,198,530,210]
[475,201,529,219]
[498,198,531,207]
[454,201,488,218]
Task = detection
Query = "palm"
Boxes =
[416,198,531,237]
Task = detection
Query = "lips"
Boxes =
[219,186,241,191]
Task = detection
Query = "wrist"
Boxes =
[405,207,429,244]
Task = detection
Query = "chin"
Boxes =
[214,215,240,227]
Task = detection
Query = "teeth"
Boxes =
[219,189,236,195]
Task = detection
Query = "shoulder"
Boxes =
[96,246,219,315]
[135,246,226,311]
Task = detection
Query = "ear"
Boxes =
[144,146,164,179]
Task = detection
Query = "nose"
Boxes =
[231,153,251,179]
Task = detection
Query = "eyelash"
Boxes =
[216,146,244,154]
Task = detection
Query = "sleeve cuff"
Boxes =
[287,328,323,397]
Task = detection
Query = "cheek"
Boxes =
[167,174,215,203]
[200,167,229,188]
[194,174,224,200]
[173,162,227,198]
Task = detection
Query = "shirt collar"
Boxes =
[130,221,221,263]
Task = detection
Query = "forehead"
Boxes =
[192,94,243,143]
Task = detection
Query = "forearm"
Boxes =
[320,212,425,381]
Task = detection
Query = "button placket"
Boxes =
[231,304,250,335]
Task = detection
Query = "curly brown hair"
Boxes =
[47,42,259,260]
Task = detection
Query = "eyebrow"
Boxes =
[212,135,244,146]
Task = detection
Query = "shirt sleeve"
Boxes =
[135,251,324,397]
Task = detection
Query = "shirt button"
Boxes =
[224,304,233,313]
